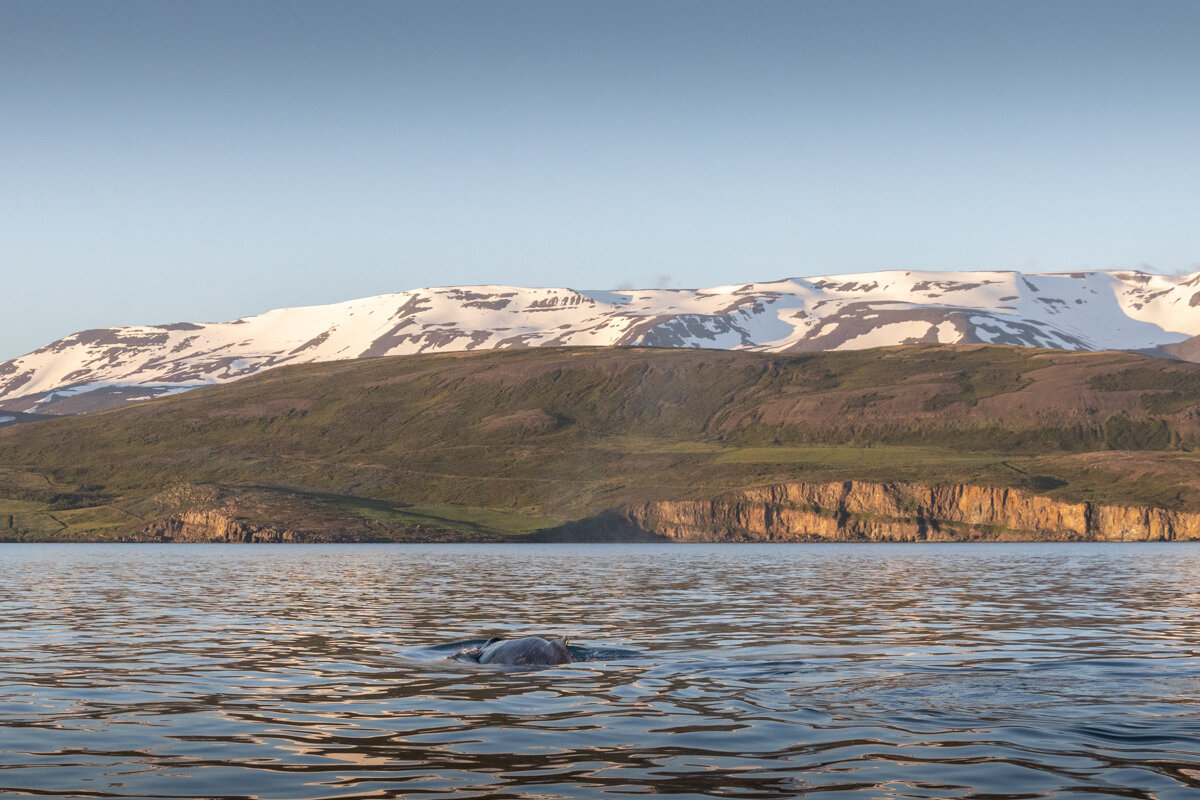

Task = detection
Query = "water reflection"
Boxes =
[1,543,1199,798]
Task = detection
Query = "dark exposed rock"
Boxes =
[290,330,331,354]
[528,510,667,542]
[153,323,205,331]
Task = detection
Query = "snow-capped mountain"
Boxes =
[5,269,1200,415]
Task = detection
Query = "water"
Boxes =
[2,543,1199,799]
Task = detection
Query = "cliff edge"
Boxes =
[553,481,1199,542]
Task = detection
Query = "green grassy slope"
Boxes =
[3,344,1200,540]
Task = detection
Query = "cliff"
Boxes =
[7,478,1198,544]
[579,481,1200,542]
[140,509,310,543]
[135,507,491,543]
[126,485,490,543]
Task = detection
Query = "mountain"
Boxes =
[5,269,1200,415]
[3,345,1200,542]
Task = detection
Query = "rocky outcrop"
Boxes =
[132,484,482,543]
[140,509,304,543]
[135,507,490,543]
[575,481,1200,542]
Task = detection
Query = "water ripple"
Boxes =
[1,543,1200,798]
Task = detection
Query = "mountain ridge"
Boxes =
[6,268,1200,414]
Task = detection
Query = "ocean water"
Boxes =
[1,543,1199,799]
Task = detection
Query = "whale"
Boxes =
[475,636,573,666]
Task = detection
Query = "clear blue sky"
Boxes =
[3,0,1199,360]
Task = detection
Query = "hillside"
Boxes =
[4,345,1200,542]
[6,269,1200,415]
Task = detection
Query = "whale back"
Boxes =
[477,636,572,666]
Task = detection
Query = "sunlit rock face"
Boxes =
[610,481,1200,542]
[6,269,1200,415]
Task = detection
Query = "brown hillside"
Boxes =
[2,345,1200,541]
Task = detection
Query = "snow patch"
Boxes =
[934,321,960,343]
[836,321,934,350]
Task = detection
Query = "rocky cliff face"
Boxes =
[140,509,304,543]
[136,508,484,543]
[26,479,1196,544]
[130,484,482,543]
[605,481,1200,542]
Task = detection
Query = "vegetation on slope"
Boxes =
[3,344,1200,540]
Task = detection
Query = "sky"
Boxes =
[2,0,1200,360]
